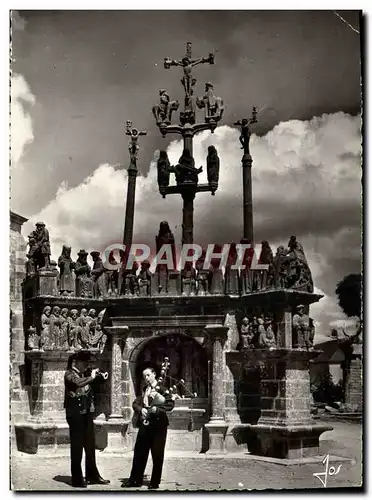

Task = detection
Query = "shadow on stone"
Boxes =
[52,475,72,486]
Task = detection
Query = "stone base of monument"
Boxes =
[205,420,229,454]
[95,417,131,453]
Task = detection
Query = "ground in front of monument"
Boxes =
[11,420,362,491]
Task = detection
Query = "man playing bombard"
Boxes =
[64,351,110,488]
[124,364,174,490]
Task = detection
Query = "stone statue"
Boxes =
[308,318,315,349]
[89,323,107,352]
[225,243,240,295]
[49,306,62,349]
[105,251,118,296]
[258,317,276,349]
[152,89,179,125]
[234,108,257,156]
[258,240,274,290]
[25,232,39,276]
[138,260,152,297]
[126,120,147,166]
[286,236,314,292]
[90,251,107,298]
[196,82,224,123]
[67,309,80,350]
[27,326,40,350]
[206,145,220,194]
[60,308,69,349]
[34,222,51,269]
[292,304,310,349]
[170,149,202,185]
[164,53,214,97]
[122,261,139,296]
[75,249,93,298]
[157,150,171,198]
[273,245,289,288]
[155,221,177,272]
[240,317,255,349]
[196,249,211,296]
[40,306,51,350]
[181,262,197,296]
[58,245,75,296]
[77,308,90,349]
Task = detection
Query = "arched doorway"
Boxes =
[134,333,208,400]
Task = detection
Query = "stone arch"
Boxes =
[128,332,209,399]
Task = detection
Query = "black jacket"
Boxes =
[64,368,97,418]
[132,386,174,428]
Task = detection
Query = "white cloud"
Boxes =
[24,112,361,342]
[10,73,35,165]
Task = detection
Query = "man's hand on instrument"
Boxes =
[148,406,157,414]
[141,408,148,418]
[91,368,98,379]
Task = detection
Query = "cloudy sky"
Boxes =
[10,10,361,342]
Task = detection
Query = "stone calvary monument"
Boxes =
[11,42,332,460]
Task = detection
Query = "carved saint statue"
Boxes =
[196,82,224,123]
[257,316,276,349]
[273,245,289,288]
[152,89,179,125]
[40,306,51,350]
[77,308,90,348]
[155,221,177,272]
[75,249,93,298]
[157,150,171,197]
[240,317,255,349]
[170,149,202,185]
[286,236,314,292]
[206,145,220,194]
[67,309,80,350]
[34,222,51,268]
[27,326,40,350]
[181,261,197,296]
[26,222,51,273]
[195,249,211,296]
[58,245,75,296]
[90,251,107,298]
[49,306,62,349]
[138,260,152,297]
[292,304,310,349]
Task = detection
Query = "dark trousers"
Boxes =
[129,423,168,486]
[67,413,99,483]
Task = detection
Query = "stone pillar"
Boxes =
[123,163,137,246]
[242,153,253,242]
[344,343,363,412]
[275,308,293,348]
[204,324,229,453]
[181,190,196,245]
[104,326,130,452]
[167,270,181,295]
[253,349,332,459]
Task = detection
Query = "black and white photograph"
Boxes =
[9,9,363,491]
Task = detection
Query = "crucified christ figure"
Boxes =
[164,53,214,97]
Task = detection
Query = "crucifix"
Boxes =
[234,107,258,242]
[123,120,147,246]
[153,42,223,245]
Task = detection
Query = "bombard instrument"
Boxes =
[85,367,109,380]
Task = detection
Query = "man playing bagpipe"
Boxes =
[64,351,110,488]
[124,361,174,490]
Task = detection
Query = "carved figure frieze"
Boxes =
[239,314,276,350]
[28,306,108,353]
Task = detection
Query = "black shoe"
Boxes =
[71,479,87,488]
[122,480,142,488]
[148,484,159,490]
[86,476,110,485]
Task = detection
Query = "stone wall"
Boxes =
[345,356,363,412]
[10,212,30,425]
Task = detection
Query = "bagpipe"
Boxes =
[141,356,197,426]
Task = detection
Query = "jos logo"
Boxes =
[313,455,342,488]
